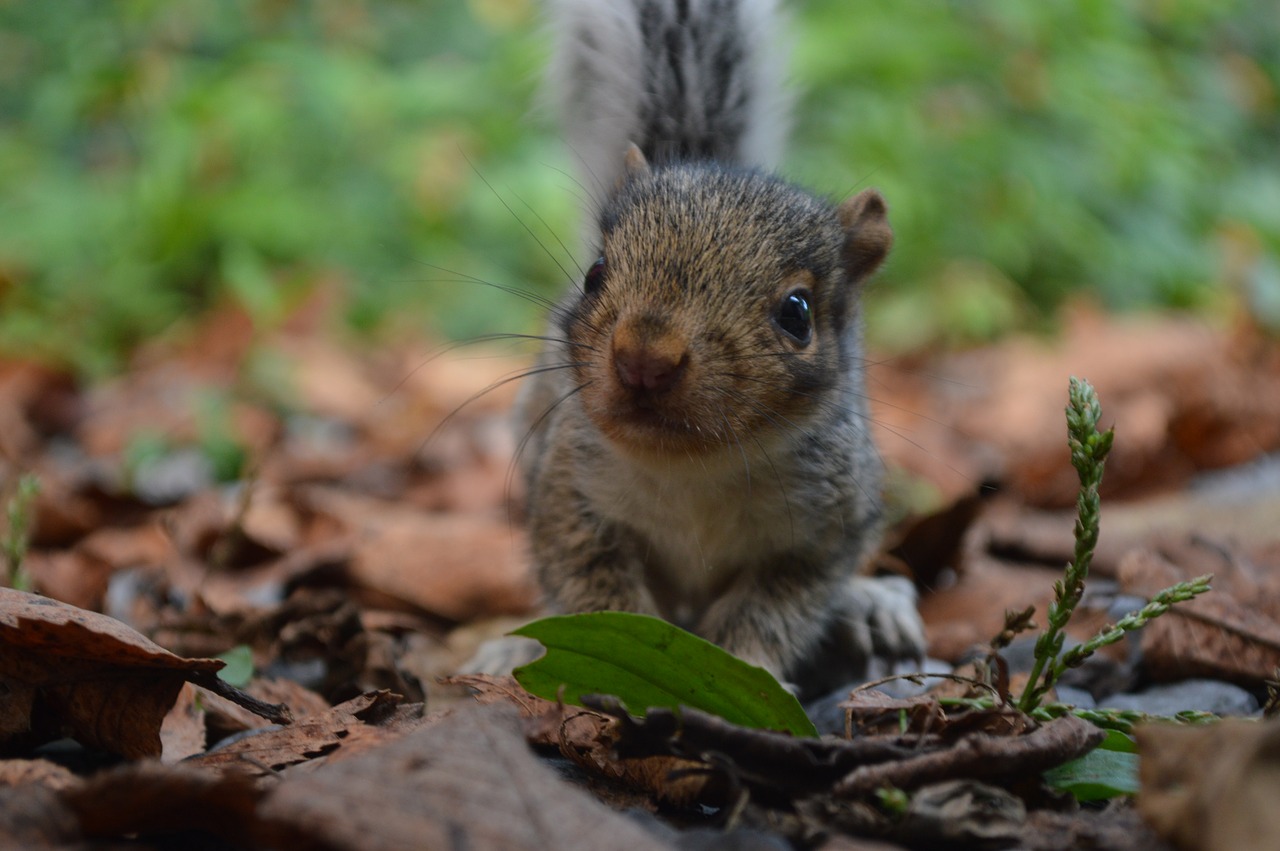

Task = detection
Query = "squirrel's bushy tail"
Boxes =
[548,0,790,205]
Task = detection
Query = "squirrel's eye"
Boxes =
[583,256,607,294]
[775,290,813,345]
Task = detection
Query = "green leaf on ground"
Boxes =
[1043,729,1139,801]
[215,645,255,688]
[511,612,818,738]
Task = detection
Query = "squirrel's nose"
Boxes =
[613,344,688,393]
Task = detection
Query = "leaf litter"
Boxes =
[0,300,1278,849]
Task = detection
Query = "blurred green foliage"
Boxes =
[0,0,1276,374]
[794,0,1280,348]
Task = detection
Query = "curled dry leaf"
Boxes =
[1137,718,1280,851]
[588,698,916,798]
[877,489,987,589]
[834,715,1104,797]
[447,674,718,809]
[188,690,417,777]
[0,588,289,758]
[841,690,947,737]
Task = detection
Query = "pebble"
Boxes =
[1098,679,1260,717]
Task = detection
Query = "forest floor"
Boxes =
[1,299,1279,850]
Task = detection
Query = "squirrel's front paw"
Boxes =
[841,575,926,663]
[456,635,545,677]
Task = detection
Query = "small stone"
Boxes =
[1099,679,1260,717]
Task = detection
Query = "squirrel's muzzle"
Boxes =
[610,317,690,397]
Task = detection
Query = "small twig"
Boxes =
[189,670,293,725]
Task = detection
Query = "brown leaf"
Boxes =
[254,704,670,851]
[898,781,1026,848]
[75,521,174,574]
[0,784,78,848]
[918,555,1064,662]
[160,682,206,763]
[308,487,537,621]
[841,690,948,737]
[1120,547,1280,686]
[446,673,716,808]
[0,760,81,792]
[879,489,987,588]
[870,308,1280,508]
[443,673,567,743]
[188,690,411,776]
[200,676,332,741]
[63,761,263,845]
[0,588,287,757]
[22,550,115,613]
[1137,718,1280,851]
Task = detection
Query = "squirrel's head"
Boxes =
[561,147,892,459]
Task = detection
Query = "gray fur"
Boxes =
[513,0,924,694]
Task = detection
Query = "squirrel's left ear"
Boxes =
[837,189,893,282]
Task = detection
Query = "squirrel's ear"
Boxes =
[621,143,651,184]
[837,189,893,282]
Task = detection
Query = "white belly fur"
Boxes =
[580,446,800,615]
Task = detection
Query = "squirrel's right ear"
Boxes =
[837,189,893,282]
[617,143,651,188]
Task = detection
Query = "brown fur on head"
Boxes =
[559,155,892,459]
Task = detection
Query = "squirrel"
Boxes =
[513,0,925,696]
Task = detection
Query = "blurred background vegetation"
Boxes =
[1,0,1277,376]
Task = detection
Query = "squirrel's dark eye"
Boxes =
[775,290,813,344]
[583,256,606,294]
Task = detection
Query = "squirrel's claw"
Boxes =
[843,575,927,664]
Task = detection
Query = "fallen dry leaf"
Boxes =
[22,549,115,613]
[0,783,78,848]
[868,307,1280,509]
[0,760,80,792]
[64,761,263,846]
[918,555,1064,662]
[1137,718,1280,851]
[255,704,670,851]
[0,588,289,758]
[878,489,988,588]
[1120,547,1280,686]
[307,487,536,621]
[189,690,412,776]
[841,690,948,737]
[447,673,719,808]
[160,682,206,763]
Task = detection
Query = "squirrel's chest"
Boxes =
[582,457,800,606]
